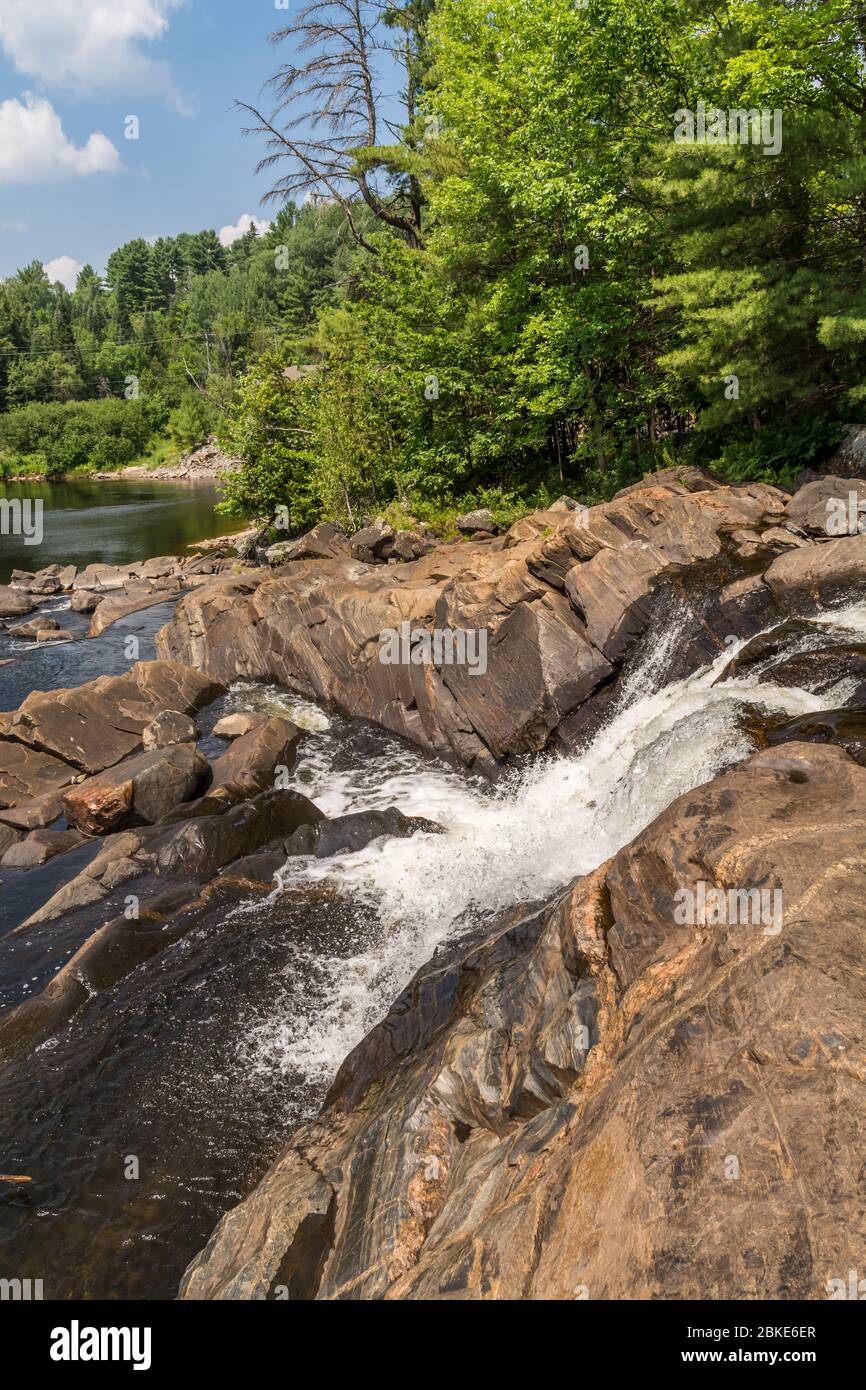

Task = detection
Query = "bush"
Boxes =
[0,397,162,474]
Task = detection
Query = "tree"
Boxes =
[237,0,432,249]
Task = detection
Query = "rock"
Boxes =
[142,710,199,750]
[266,521,349,566]
[156,481,795,771]
[88,582,180,637]
[456,507,498,535]
[0,586,36,618]
[149,791,323,880]
[6,618,60,640]
[764,532,866,608]
[390,530,435,562]
[180,742,866,1301]
[62,743,209,836]
[614,464,727,496]
[72,563,139,592]
[212,712,267,740]
[349,520,396,562]
[767,708,866,766]
[0,659,224,777]
[824,423,866,477]
[0,742,75,808]
[549,494,580,511]
[286,806,440,858]
[1,827,83,869]
[208,716,302,797]
[786,475,866,535]
[0,789,66,830]
[0,822,20,858]
[69,589,102,613]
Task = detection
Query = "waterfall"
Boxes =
[233,599,866,1094]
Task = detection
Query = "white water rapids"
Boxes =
[229,600,866,1099]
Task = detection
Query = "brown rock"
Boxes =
[212,712,266,740]
[785,475,866,535]
[0,586,36,618]
[1,827,83,868]
[142,710,198,750]
[0,742,75,808]
[62,743,208,835]
[0,659,224,776]
[208,716,302,797]
[88,582,180,637]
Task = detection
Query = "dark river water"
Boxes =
[0,478,239,585]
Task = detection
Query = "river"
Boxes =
[0,477,239,586]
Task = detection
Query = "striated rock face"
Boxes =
[158,477,805,773]
[180,741,866,1301]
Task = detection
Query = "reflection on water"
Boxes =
[0,478,237,584]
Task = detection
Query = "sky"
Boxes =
[0,0,291,286]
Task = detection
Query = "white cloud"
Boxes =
[218,213,271,248]
[44,255,84,291]
[0,94,122,185]
[0,0,184,98]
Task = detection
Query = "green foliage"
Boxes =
[0,397,164,477]
[168,391,219,451]
[216,354,319,529]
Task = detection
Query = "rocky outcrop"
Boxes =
[0,660,223,792]
[180,741,866,1301]
[158,476,810,772]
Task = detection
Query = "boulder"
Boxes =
[455,508,497,535]
[180,742,866,1301]
[212,712,267,741]
[69,589,102,614]
[142,710,199,750]
[208,716,302,797]
[1,827,83,869]
[0,742,75,808]
[824,423,866,477]
[349,519,396,562]
[266,521,349,566]
[6,617,60,640]
[0,586,36,618]
[88,582,180,637]
[285,806,440,858]
[0,789,66,830]
[785,475,866,535]
[764,532,866,608]
[62,743,209,835]
[0,659,224,776]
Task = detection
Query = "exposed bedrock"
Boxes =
[157,471,866,772]
[180,742,866,1301]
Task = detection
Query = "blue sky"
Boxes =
[0,0,293,284]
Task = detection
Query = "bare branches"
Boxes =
[240,0,425,250]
